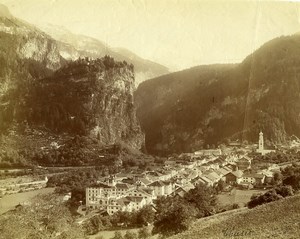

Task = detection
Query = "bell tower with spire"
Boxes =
[258,131,264,151]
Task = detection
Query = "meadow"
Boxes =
[217,188,267,207]
[170,194,300,239]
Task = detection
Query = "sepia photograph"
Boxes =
[0,0,300,238]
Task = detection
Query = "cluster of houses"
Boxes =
[86,174,175,215]
[85,132,288,215]
[86,147,279,215]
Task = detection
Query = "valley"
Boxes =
[0,1,300,239]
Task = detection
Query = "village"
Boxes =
[84,131,300,216]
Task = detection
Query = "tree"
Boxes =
[247,187,292,209]
[184,183,217,217]
[153,196,197,237]
[0,193,85,239]
[275,185,294,197]
[111,211,132,226]
[282,165,300,190]
[136,205,155,226]
[283,175,300,190]
[273,172,283,185]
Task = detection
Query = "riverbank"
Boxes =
[0,187,54,214]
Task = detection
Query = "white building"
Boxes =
[256,131,275,155]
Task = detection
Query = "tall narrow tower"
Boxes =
[258,131,264,151]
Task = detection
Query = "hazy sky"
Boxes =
[1,0,300,70]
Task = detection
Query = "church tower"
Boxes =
[258,131,264,151]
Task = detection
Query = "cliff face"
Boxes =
[0,5,144,155]
[24,57,144,150]
[135,35,300,154]
[0,8,65,132]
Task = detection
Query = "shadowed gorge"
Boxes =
[135,34,300,154]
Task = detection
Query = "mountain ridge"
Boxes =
[135,34,300,154]
[38,23,169,86]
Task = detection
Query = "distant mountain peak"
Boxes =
[38,23,169,86]
[0,3,12,19]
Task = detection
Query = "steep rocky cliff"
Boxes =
[135,34,300,154]
[0,4,65,132]
[0,5,144,168]
[25,56,144,149]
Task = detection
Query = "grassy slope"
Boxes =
[170,194,300,239]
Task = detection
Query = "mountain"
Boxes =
[0,3,12,18]
[38,24,169,86]
[0,3,65,130]
[0,4,144,167]
[25,56,144,149]
[135,34,300,154]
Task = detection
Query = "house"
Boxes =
[146,171,169,181]
[126,196,147,211]
[186,170,199,181]
[207,161,220,170]
[228,141,242,147]
[198,176,214,187]
[115,183,132,196]
[225,155,239,164]
[216,168,231,180]
[163,170,177,179]
[164,160,177,168]
[225,163,238,172]
[172,183,195,197]
[236,156,252,171]
[148,181,165,197]
[213,157,226,166]
[224,170,243,185]
[240,173,265,185]
[194,149,222,156]
[127,188,154,204]
[172,187,187,198]
[107,198,128,215]
[163,181,174,195]
[191,176,212,187]
[204,172,220,185]
[107,196,147,215]
[86,181,133,208]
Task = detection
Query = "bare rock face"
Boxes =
[0,8,144,152]
[18,33,62,71]
[25,56,144,150]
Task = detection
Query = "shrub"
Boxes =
[248,186,293,209]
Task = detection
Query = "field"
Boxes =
[170,194,300,239]
[217,188,267,207]
[0,187,54,214]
